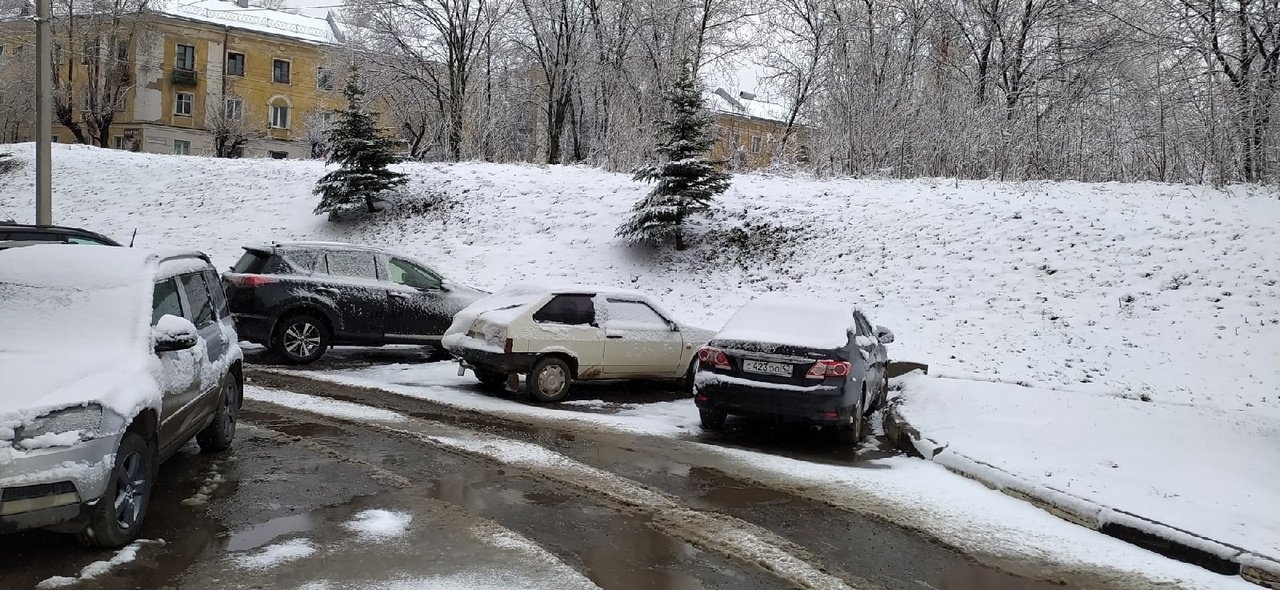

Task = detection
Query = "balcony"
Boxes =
[171,69,197,86]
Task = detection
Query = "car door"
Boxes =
[321,249,387,343]
[178,271,227,426]
[528,294,605,378]
[153,277,203,449]
[383,255,450,342]
[853,312,884,392]
[601,299,685,378]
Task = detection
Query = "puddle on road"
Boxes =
[935,562,1068,590]
[224,512,319,552]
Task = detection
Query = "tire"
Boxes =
[838,393,866,445]
[474,367,507,391]
[77,432,153,548]
[272,315,329,364]
[197,375,239,453]
[699,409,727,432]
[525,357,573,403]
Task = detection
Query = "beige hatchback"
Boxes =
[442,284,713,402]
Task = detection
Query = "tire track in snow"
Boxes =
[244,385,871,590]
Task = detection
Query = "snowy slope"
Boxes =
[1,143,1277,413]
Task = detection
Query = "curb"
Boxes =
[882,399,1280,588]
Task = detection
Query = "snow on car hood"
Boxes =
[0,246,162,435]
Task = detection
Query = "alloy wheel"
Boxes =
[113,451,147,529]
[284,322,321,358]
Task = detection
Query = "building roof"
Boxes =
[706,88,794,125]
[158,0,343,44]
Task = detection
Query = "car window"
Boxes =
[179,273,216,328]
[387,258,441,289]
[325,250,378,280]
[232,250,270,273]
[204,269,229,317]
[66,235,106,245]
[532,294,596,326]
[152,278,184,325]
[853,313,873,338]
[605,299,669,330]
[275,250,320,274]
[4,231,61,242]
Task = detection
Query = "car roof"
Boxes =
[0,245,210,288]
[0,223,122,246]
[249,241,387,254]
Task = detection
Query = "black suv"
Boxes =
[0,222,121,248]
[222,242,484,363]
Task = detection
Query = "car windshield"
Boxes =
[0,281,146,355]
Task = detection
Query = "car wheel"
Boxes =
[839,395,866,445]
[526,357,572,403]
[77,432,153,547]
[699,409,727,432]
[273,315,329,364]
[197,376,239,452]
[474,367,507,391]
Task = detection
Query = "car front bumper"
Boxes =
[0,433,120,534]
[694,379,855,425]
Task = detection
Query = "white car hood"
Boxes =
[0,349,154,436]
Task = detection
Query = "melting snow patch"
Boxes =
[233,538,317,570]
[343,509,412,542]
[36,539,165,588]
[244,386,406,423]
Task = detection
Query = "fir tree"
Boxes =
[313,67,407,218]
[617,63,730,250]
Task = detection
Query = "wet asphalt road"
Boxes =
[1,347,1070,590]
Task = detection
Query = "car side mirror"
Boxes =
[875,325,895,344]
[669,322,680,332]
[154,315,199,353]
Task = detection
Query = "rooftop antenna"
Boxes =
[129,228,137,247]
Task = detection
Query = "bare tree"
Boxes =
[517,0,586,163]
[50,0,151,147]
[206,92,263,158]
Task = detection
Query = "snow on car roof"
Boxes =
[715,295,855,350]
[0,244,158,288]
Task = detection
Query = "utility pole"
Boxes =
[34,0,53,225]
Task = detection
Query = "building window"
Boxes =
[751,136,761,153]
[173,139,191,155]
[272,59,291,84]
[225,98,243,121]
[226,52,245,76]
[270,103,290,129]
[268,150,288,160]
[174,92,193,116]
[175,44,195,71]
[112,136,123,149]
[316,67,333,91]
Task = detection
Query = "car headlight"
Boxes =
[14,404,104,447]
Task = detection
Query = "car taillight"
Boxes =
[806,360,851,379]
[229,274,276,287]
[697,347,730,370]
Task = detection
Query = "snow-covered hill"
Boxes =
[2,143,1277,413]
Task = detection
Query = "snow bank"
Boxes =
[343,509,412,542]
[232,538,317,570]
[895,372,1280,560]
[1,144,1276,414]
[243,386,406,423]
[35,539,165,588]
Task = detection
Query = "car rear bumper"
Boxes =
[453,348,539,374]
[231,312,274,345]
[694,378,854,424]
[0,434,119,534]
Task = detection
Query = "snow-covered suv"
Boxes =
[442,284,713,402]
[0,245,243,547]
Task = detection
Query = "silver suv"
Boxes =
[0,245,243,547]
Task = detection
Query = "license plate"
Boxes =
[742,360,792,377]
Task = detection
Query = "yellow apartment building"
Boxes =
[1,0,347,158]
[706,88,809,171]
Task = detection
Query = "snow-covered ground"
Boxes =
[895,373,1280,560]
[1,144,1275,412]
